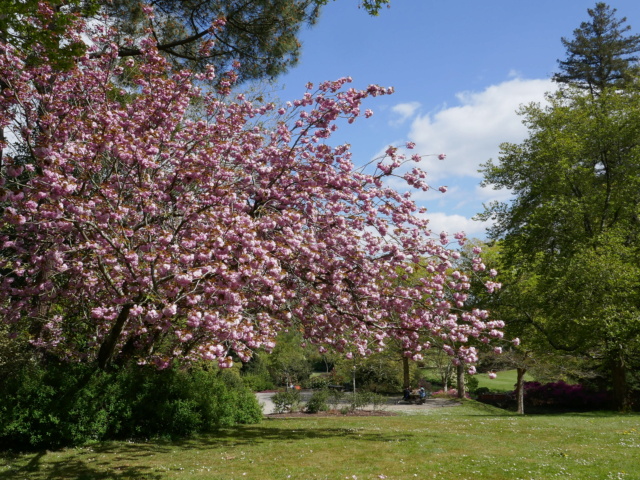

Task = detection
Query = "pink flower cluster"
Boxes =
[0,14,504,369]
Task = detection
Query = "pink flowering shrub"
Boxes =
[523,381,611,410]
[0,10,503,370]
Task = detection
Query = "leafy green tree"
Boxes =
[266,332,313,387]
[95,0,323,83]
[480,86,640,410]
[1,0,390,85]
[553,2,640,94]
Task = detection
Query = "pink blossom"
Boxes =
[438,153,446,160]
[0,14,504,371]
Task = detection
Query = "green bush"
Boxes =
[271,389,302,413]
[0,361,262,449]
[305,389,330,413]
[304,374,331,390]
[240,372,276,392]
[466,375,480,393]
[349,391,372,411]
[327,388,344,410]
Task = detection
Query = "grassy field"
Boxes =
[1,401,638,480]
[475,369,535,392]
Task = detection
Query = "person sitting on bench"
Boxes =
[403,386,412,402]
[418,387,427,402]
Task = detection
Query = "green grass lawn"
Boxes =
[475,369,534,392]
[1,401,638,480]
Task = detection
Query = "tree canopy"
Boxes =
[479,86,640,409]
[1,0,392,85]
[553,2,640,93]
[0,9,504,370]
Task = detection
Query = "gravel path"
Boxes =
[255,390,461,415]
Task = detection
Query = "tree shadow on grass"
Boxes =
[0,423,411,479]
[0,453,163,480]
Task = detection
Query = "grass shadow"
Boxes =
[0,451,164,480]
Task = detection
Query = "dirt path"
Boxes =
[255,391,461,415]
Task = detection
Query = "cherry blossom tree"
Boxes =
[0,11,504,370]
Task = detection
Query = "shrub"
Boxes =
[271,389,302,413]
[523,381,610,410]
[241,372,276,392]
[466,375,479,393]
[0,362,263,449]
[369,393,387,411]
[327,388,344,410]
[304,374,331,390]
[349,391,372,411]
[305,389,330,413]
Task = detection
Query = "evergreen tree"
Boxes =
[553,2,640,94]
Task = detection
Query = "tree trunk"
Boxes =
[515,367,527,414]
[456,363,466,399]
[611,351,630,412]
[97,303,132,369]
[402,356,410,389]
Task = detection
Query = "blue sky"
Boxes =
[271,0,640,238]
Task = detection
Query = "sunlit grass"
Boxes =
[475,369,534,392]
[1,401,638,479]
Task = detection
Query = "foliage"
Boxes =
[241,372,276,392]
[304,373,331,390]
[0,362,262,449]
[348,391,372,411]
[0,11,503,372]
[553,2,640,93]
[305,389,330,413]
[240,352,276,391]
[479,85,640,410]
[327,388,344,410]
[265,332,312,387]
[95,0,322,82]
[523,381,611,411]
[352,354,403,393]
[466,375,479,393]
[271,389,302,413]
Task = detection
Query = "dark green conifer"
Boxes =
[553,2,640,94]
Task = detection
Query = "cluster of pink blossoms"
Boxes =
[0,14,509,369]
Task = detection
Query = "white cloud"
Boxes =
[390,101,421,126]
[422,212,491,239]
[406,77,554,182]
[376,77,556,238]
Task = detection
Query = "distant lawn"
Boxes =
[476,369,534,392]
[2,401,639,480]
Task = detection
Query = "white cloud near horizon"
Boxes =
[382,77,556,238]
[406,77,554,182]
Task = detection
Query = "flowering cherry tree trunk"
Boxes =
[0,13,505,370]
